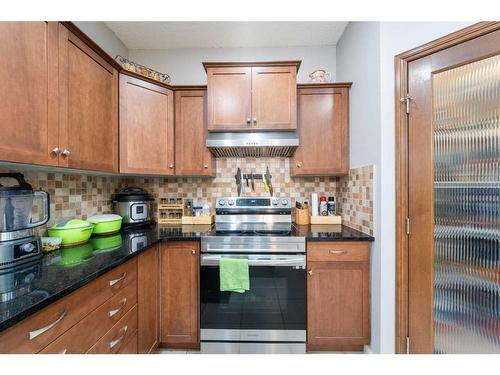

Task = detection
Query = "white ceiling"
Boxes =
[105,22,348,50]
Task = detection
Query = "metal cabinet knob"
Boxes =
[51,147,61,156]
[246,118,251,124]
[204,165,208,169]
[169,164,174,169]
[308,269,313,276]
[191,249,196,255]
[253,118,257,124]
[61,148,71,157]
[297,163,302,168]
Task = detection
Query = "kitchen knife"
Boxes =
[265,166,273,197]
[235,168,242,196]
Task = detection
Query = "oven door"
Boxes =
[200,253,306,346]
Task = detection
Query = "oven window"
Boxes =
[200,265,306,330]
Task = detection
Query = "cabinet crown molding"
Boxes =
[202,60,302,72]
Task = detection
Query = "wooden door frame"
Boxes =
[394,21,500,354]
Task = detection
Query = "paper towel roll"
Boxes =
[311,193,319,217]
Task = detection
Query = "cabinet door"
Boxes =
[137,245,160,354]
[307,258,370,351]
[119,74,174,175]
[160,242,199,348]
[251,66,297,130]
[207,67,252,131]
[58,24,118,172]
[292,87,349,176]
[174,90,214,176]
[0,22,59,166]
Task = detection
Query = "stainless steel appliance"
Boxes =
[0,173,49,269]
[206,132,299,158]
[200,197,306,354]
[113,187,155,225]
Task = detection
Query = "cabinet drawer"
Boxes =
[118,331,138,354]
[0,258,137,354]
[40,282,137,354]
[307,242,369,262]
[87,305,138,354]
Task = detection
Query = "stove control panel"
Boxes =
[216,197,291,209]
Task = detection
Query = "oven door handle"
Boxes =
[200,254,305,267]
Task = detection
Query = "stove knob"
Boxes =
[281,199,288,206]
[218,199,226,206]
[228,199,235,206]
[272,199,279,206]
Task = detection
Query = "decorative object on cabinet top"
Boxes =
[308,69,332,83]
[115,55,171,83]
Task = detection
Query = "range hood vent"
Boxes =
[206,132,299,158]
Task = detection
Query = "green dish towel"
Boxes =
[219,258,249,293]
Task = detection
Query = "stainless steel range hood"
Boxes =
[206,132,299,158]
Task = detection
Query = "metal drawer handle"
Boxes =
[329,250,347,255]
[109,326,128,349]
[308,269,313,276]
[109,298,128,317]
[28,310,67,340]
[109,272,127,287]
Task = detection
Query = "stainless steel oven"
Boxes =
[200,197,306,354]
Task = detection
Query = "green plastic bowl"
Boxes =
[87,214,122,235]
[91,233,123,253]
[59,242,94,266]
[48,219,94,247]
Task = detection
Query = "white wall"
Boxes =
[74,21,128,59]
[129,45,336,85]
[336,21,382,354]
[336,21,475,354]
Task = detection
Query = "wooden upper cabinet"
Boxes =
[307,241,370,352]
[207,66,252,131]
[119,74,174,175]
[0,22,59,166]
[175,89,214,176]
[292,84,351,176]
[160,242,199,349]
[251,66,297,130]
[58,24,118,172]
[205,61,300,132]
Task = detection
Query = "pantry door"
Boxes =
[397,23,500,354]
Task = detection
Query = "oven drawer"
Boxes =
[307,242,370,262]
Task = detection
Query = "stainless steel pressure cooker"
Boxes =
[113,187,155,225]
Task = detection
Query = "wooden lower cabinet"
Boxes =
[307,241,370,352]
[137,245,160,353]
[160,241,199,349]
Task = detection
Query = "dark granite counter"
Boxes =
[0,223,372,333]
[292,224,374,242]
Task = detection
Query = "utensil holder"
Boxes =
[295,208,311,225]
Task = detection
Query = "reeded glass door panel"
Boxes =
[433,54,500,353]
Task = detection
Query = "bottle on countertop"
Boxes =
[319,196,328,216]
[327,197,336,216]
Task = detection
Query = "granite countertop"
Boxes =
[0,223,372,333]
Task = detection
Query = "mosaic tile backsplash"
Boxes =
[0,161,374,235]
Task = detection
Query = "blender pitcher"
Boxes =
[0,173,50,233]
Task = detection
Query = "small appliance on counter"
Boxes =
[0,173,49,270]
[113,187,155,226]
